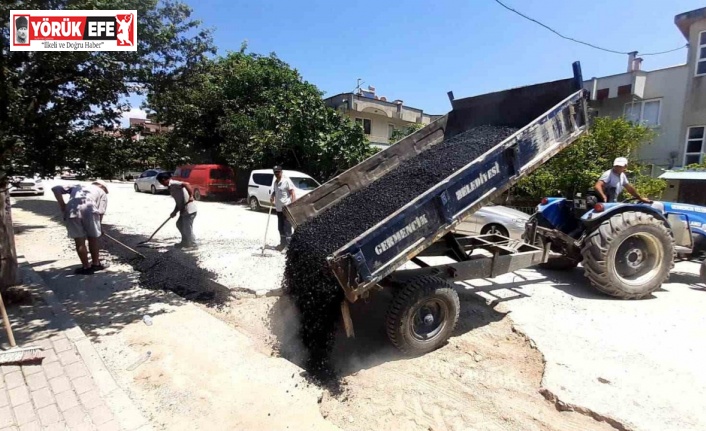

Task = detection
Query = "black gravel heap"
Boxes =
[284,125,518,379]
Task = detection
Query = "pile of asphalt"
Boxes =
[284,125,518,379]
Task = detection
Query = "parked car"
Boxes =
[454,204,530,240]
[247,169,320,211]
[60,170,77,180]
[171,164,236,200]
[9,175,45,196]
[134,169,171,194]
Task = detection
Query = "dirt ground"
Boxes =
[214,292,614,431]
[10,184,618,430]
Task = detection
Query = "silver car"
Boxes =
[134,169,169,194]
[454,204,530,239]
[9,175,45,196]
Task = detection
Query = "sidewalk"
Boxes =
[0,261,150,431]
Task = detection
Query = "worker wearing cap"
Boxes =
[14,16,28,44]
[270,166,296,251]
[595,157,651,203]
[52,180,110,274]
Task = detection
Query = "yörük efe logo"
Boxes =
[10,10,137,52]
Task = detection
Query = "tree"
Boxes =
[513,117,666,201]
[0,0,214,290]
[390,123,424,143]
[147,50,375,181]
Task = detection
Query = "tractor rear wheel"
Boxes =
[386,275,460,355]
[581,211,674,299]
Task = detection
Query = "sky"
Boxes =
[125,0,705,123]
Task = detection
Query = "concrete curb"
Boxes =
[18,257,153,431]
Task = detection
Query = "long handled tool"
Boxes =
[261,206,273,256]
[104,233,146,259]
[0,292,44,364]
[138,217,171,245]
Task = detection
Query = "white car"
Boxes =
[247,169,320,211]
[134,169,170,194]
[454,204,530,240]
[9,175,45,196]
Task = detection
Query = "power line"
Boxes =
[493,0,688,56]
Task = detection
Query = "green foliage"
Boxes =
[390,123,424,143]
[147,51,376,181]
[514,117,665,200]
[0,0,214,178]
[677,162,706,171]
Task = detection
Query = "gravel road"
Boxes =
[11,180,706,431]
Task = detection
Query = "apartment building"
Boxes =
[324,86,436,149]
[582,7,706,204]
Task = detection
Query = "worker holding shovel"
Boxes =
[51,180,110,274]
[156,172,198,249]
[270,166,296,252]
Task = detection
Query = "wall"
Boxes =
[639,66,688,167]
[349,111,419,145]
[583,65,688,169]
[662,180,680,201]
[324,93,434,145]
[681,19,706,166]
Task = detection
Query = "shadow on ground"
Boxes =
[12,198,238,342]
[266,285,508,379]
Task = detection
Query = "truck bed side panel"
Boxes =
[329,90,589,300]
[285,117,448,227]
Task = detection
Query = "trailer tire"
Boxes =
[386,276,460,355]
[581,211,674,299]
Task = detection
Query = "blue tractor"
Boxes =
[525,195,706,299]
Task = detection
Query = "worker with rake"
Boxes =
[156,172,198,249]
[52,180,110,274]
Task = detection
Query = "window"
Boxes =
[209,169,232,180]
[623,99,661,126]
[355,118,371,135]
[253,173,273,186]
[596,88,609,100]
[617,85,632,96]
[684,126,706,165]
[388,124,395,139]
[291,177,320,191]
[696,31,706,76]
[180,169,191,178]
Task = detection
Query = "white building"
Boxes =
[583,7,706,204]
[324,86,438,149]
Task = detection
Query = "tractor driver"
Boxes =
[595,157,651,204]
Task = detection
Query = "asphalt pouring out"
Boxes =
[283,125,518,381]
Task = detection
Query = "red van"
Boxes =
[171,164,236,200]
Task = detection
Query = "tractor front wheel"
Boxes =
[581,211,674,299]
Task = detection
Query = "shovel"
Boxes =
[261,205,273,256]
[138,216,171,246]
